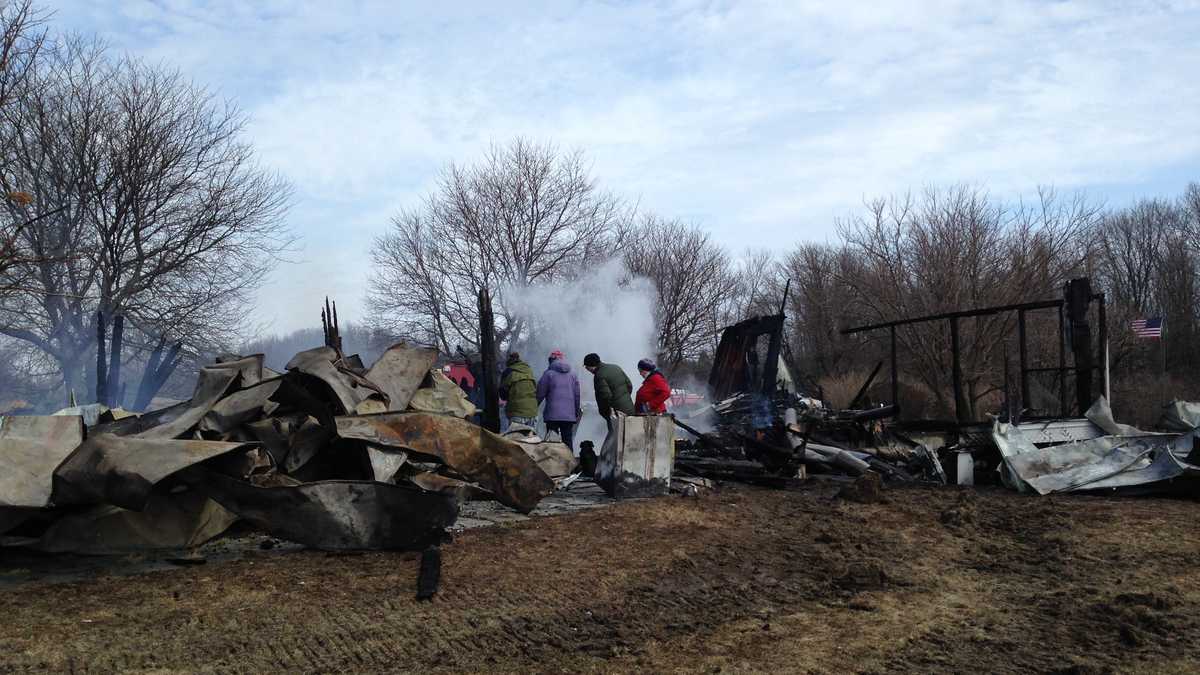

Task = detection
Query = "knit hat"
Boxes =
[583,353,601,368]
[506,352,520,365]
[637,358,656,372]
[548,350,565,362]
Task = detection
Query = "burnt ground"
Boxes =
[1,483,1198,674]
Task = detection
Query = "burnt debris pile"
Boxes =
[672,312,942,488]
[676,276,1200,497]
[0,343,570,554]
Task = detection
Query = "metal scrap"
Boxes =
[0,339,560,554]
[201,472,458,550]
[333,412,553,513]
[993,397,1200,495]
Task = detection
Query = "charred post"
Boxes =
[889,325,898,409]
[478,289,501,433]
[950,316,968,424]
[1058,304,1068,417]
[1018,309,1030,412]
[1065,278,1093,416]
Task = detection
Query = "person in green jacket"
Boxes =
[500,352,539,426]
[583,353,635,419]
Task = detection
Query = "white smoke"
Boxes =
[503,259,658,448]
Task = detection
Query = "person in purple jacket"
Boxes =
[536,349,581,452]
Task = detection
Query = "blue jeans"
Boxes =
[509,415,537,427]
[545,421,576,453]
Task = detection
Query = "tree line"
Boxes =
[369,138,1200,426]
[3,3,1196,426]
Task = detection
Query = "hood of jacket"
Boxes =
[549,359,571,374]
[508,361,534,378]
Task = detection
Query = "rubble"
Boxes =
[672,309,936,489]
[993,397,1200,495]
[0,342,567,554]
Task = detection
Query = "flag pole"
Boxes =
[1104,338,1111,403]
[1161,318,1167,406]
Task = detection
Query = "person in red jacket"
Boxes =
[634,358,671,414]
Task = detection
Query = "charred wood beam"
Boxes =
[951,317,968,424]
[841,298,1064,334]
[670,416,728,451]
[889,326,898,409]
[848,361,882,410]
[1058,304,1067,417]
[416,546,441,601]
[478,289,500,433]
[1018,309,1030,411]
[1065,278,1093,416]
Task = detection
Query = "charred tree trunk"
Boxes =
[106,314,124,407]
[133,340,183,411]
[95,311,108,406]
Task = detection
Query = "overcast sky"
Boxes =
[46,0,1200,335]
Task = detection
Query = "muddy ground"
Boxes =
[1,482,1198,673]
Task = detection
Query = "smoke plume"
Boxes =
[503,259,658,448]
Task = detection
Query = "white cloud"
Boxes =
[45,0,1200,334]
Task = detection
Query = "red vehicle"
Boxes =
[669,388,705,410]
[442,362,475,390]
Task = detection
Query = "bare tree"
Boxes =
[623,216,737,370]
[0,0,46,112]
[369,138,628,354]
[0,0,49,287]
[1092,195,1199,375]
[0,36,293,404]
[779,243,865,383]
[832,185,1098,418]
[718,248,777,325]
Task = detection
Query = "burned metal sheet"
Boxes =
[52,433,257,511]
[1085,397,1143,437]
[516,440,576,479]
[30,490,238,554]
[285,346,386,415]
[1013,418,1105,446]
[993,419,1200,495]
[0,416,84,508]
[406,471,485,499]
[213,353,266,387]
[197,377,282,434]
[366,446,408,482]
[1159,400,1200,433]
[334,412,553,512]
[0,507,32,535]
[407,369,476,418]
[133,362,242,439]
[201,472,458,550]
[366,342,439,411]
[709,314,786,400]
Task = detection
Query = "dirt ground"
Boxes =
[1,482,1198,674]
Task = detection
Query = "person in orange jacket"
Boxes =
[634,358,671,414]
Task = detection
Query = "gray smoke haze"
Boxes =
[504,259,657,386]
[503,259,658,449]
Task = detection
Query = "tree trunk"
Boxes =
[95,311,108,405]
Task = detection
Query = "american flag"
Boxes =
[1131,317,1163,338]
